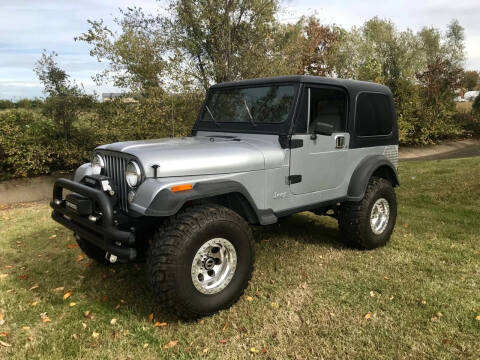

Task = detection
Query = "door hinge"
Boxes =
[287,175,302,184]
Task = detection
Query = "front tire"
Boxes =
[339,177,397,249]
[146,204,255,319]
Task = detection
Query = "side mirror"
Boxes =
[313,121,334,136]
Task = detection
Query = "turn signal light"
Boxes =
[171,184,193,192]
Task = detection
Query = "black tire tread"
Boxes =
[146,204,254,319]
[339,177,396,250]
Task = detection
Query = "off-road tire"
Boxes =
[146,204,255,320]
[339,177,397,250]
[75,235,110,265]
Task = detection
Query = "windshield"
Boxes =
[200,85,296,126]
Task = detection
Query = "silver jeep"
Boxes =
[51,75,399,319]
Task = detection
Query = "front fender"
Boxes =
[128,174,276,225]
[347,155,399,202]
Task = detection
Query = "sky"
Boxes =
[1,0,479,100]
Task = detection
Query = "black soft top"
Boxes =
[211,75,392,97]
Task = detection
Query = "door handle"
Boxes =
[335,135,345,149]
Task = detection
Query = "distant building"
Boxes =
[464,91,479,101]
[102,93,138,103]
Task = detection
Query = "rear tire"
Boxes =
[146,204,255,320]
[75,235,110,265]
[339,177,397,249]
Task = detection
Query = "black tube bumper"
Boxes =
[50,178,137,261]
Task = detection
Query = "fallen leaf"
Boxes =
[250,347,259,353]
[100,295,107,303]
[450,244,456,249]
[72,333,78,340]
[164,340,178,349]
[437,312,443,318]
[147,313,154,322]
[262,348,267,354]
[270,302,279,309]
[20,274,29,280]
[67,243,78,249]
[63,290,72,300]
[203,348,209,354]
[219,339,227,344]
[370,291,375,297]
[81,323,87,329]
[84,311,93,319]
[431,316,438,322]
[92,331,99,338]
[40,313,51,323]
[0,274,8,280]
[69,302,76,308]
[143,343,149,349]
[421,299,427,305]
[22,326,30,331]
[245,296,253,301]
[54,287,64,292]
[31,300,39,307]
[4,265,13,269]
[49,235,57,240]
[76,254,85,262]
[0,332,7,337]
[29,284,39,291]
[0,340,11,347]
[154,322,167,328]
[115,304,121,310]
[475,315,480,321]
[110,318,117,325]
[364,312,372,320]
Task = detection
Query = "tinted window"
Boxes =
[308,88,347,132]
[355,93,392,136]
[201,85,295,124]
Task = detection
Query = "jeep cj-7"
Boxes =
[51,76,399,319]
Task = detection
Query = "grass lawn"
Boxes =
[0,157,479,359]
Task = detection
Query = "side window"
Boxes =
[308,88,347,133]
[355,93,393,136]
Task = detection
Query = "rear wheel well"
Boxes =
[186,192,259,224]
[372,165,399,187]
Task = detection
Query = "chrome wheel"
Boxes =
[191,238,237,295]
[370,198,390,235]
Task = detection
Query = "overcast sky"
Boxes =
[1,0,479,99]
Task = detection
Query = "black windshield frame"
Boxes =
[193,82,301,135]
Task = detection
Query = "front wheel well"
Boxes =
[186,192,259,224]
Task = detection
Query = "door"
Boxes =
[289,86,349,195]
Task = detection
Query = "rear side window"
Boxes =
[355,93,392,136]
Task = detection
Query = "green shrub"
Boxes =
[0,109,92,180]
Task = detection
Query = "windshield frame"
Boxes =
[193,82,301,135]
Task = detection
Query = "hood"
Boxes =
[97,133,286,178]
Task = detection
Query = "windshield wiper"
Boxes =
[243,98,257,127]
[205,105,220,127]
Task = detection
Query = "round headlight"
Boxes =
[91,154,104,175]
[126,161,141,187]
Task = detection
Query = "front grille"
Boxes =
[100,152,129,212]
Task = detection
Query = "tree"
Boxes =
[75,7,169,93]
[295,17,337,76]
[462,70,479,91]
[34,51,95,139]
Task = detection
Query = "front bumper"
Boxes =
[50,178,137,261]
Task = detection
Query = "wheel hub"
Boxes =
[370,198,390,235]
[191,238,237,295]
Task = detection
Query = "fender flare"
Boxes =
[347,155,399,202]
[144,179,277,225]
